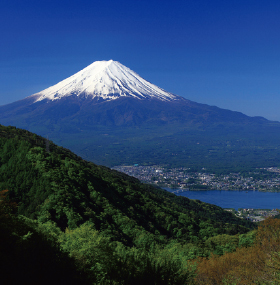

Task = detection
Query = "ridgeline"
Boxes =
[0,124,259,284]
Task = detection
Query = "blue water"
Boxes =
[164,188,280,210]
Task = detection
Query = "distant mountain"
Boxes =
[0,60,271,127]
[1,60,280,171]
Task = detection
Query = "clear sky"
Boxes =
[1,0,280,121]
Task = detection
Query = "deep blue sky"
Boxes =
[1,0,280,120]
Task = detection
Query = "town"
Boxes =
[112,165,280,192]
[225,208,279,222]
[112,165,280,221]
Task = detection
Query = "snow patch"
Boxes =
[30,60,179,103]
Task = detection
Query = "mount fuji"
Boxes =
[0,60,269,127]
[1,60,280,170]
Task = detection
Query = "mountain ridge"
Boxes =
[0,123,253,236]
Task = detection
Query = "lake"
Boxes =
[164,188,280,210]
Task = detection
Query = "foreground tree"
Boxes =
[195,217,280,284]
[0,190,89,285]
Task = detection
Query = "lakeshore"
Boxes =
[164,188,280,210]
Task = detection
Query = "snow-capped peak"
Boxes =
[31,60,179,102]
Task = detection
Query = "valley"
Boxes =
[113,165,280,192]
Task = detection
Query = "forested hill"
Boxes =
[0,124,255,284]
[0,124,251,241]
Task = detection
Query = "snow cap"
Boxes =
[31,60,179,102]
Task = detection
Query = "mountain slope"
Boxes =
[0,125,257,283]
[1,60,280,171]
[0,125,252,243]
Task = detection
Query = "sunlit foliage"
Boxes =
[195,217,280,284]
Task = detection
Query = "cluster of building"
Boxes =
[206,172,280,191]
[112,165,280,192]
[226,208,279,222]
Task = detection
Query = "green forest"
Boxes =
[58,124,280,173]
[0,124,280,284]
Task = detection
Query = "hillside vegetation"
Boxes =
[195,217,280,284]
[0,124,270,284]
